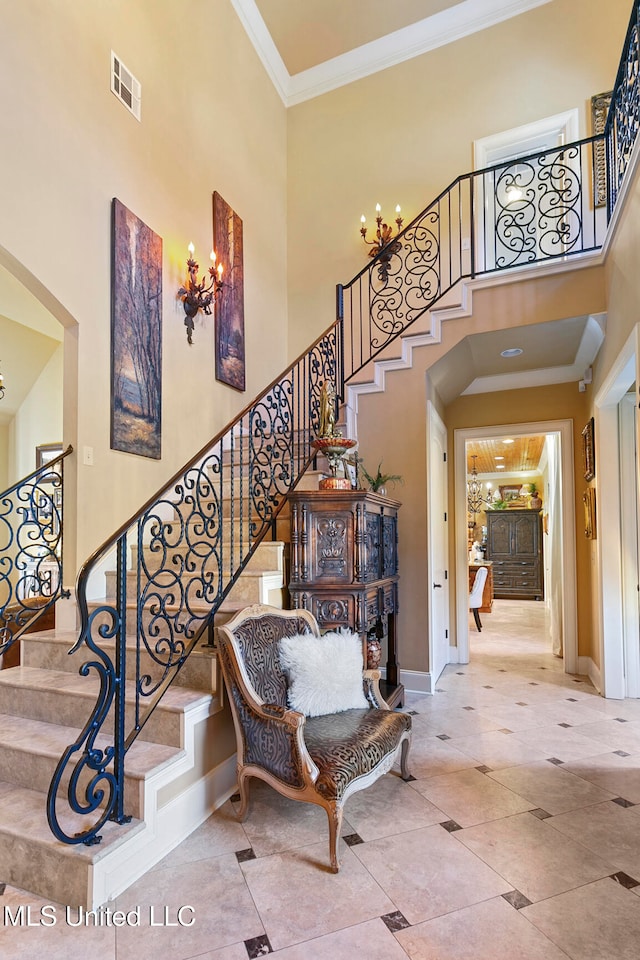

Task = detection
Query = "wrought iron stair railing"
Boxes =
[338,0,639,381]
[0,445,73,662]
[46,0,639,846]
[46,327,339,844]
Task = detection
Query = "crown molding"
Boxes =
[232,0,555,106]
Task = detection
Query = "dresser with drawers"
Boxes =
[485,509,544,600]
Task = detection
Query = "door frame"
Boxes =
[594,323,640,698]
[426,401,449,688]
[454,420,577,671]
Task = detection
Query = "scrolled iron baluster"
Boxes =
[46,606,122,845]
[536,147,582,257]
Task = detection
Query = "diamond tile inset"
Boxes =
[502,889,533,910]
[381,910,411,933]
[440,820,463,833]
[343,833,364,847]
[611,872,640,890]
[245,933,272,957]
[236,848,257,863]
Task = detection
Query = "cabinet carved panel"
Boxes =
[288,489,403,706]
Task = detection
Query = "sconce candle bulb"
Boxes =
[177,242,224,345]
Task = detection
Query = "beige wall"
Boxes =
[1,0,288,576]
[286,0,630,359]
[9,347,64,482]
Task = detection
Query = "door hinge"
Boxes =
[445,629,449,639]
[443,451,447,461]
[444,512,447,522]
[445,570,448,579]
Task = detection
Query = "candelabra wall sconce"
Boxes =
[360,203,403,281]
[177,243,223,344]
[0,365,5,400]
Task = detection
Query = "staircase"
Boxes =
[0,534,286,907]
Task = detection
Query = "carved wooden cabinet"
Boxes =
[287,489,403,707]
[486,509,543,600]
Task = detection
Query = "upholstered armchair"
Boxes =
[217,603,412,872]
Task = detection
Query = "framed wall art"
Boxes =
[213,191,245,391]
[110,198,163,460]
[582,417,595,481]
[36,443,63,470]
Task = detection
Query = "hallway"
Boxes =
[4,601,640,958]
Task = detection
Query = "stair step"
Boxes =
[128,539,284,574]
[0,713,183,819]
[0,780,144,907]
[21,630,218,692]
[105,566,284,607]
[0,666,214,747]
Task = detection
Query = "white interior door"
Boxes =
[427,402,449,685]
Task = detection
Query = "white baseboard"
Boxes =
[448,645,460,665]
[578,656,602,695]
[92,750,237,908]
[400,669,433,696]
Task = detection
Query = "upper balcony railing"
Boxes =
[46,0,639,846]
[0,446,72,663]
[338,0,640,382]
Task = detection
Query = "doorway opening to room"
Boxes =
[454,421,577,675]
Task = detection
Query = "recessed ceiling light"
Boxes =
[496,465,505,469]
[501,348,523,358]
[503,439,514,444]
[495,456,504,460]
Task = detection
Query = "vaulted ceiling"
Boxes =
[234,0,555,104]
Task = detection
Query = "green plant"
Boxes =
[359,460,403,492]
[489,499,507,510]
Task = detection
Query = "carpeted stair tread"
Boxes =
[0,712,184,780]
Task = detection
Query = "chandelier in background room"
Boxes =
[467,454,494,516]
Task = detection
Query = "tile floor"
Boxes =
[4,600,640,958]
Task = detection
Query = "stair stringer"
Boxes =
[344,252,604,437]
[89,692,236,910]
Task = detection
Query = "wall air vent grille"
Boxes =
[111,51,141,121]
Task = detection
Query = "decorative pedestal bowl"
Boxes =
[312,436,357,490]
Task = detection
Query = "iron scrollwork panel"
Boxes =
[0,460,68,657]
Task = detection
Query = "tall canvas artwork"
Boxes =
[213,191,245,391]
[111,199,163,459]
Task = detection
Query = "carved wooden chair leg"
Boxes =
[326,802,344,873]
[235,769,251,821]
[400,738,411,780]
[473,607,482,631]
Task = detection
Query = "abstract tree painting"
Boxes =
[111,199,163,459]
[213,191,245,391]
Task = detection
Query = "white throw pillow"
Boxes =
[278,630,368,717]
